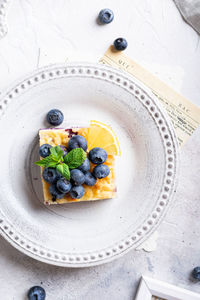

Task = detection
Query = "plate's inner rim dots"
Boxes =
[0,0,11,39]
[0,64,179,266]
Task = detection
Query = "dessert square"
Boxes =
[39,127,116,204]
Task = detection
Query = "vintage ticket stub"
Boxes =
[100,46,200,147]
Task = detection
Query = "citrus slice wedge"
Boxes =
[79,120,121,156]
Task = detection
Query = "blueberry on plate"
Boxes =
[89,147,107,164]
[84,172,97,186]
[70,185,85,199]
[78,157,90,173]
[93,164,110,179]
[47,109,64,126]
[28,286,46,300]
[39,144,52,158]
[192,267,200,280]
[49,184,66,201]
[70,169,85,185]
[42,168,61,184]
[98,8,114,24]
[113,38,128,51]
[68,135,88,151]
[56,178,72,193]
[59,145,68,157]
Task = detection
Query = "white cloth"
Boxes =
[173,0,200,34]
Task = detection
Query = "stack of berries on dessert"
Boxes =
[35,109,120,204]
[36,135,113,203]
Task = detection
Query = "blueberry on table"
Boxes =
[93,164,110,179]
[56,178,72,193]
[84,172,97,186]
[42,168,61,184]
[70,185,85,199]
[78,157,90,173]
[89,147,107,164]
[49,184,66,201]
[47,109,64,126]
[39,144,52,158]
[28,286,46,300]
[113,38,128,51]
[192,267,200,280]
[70,169,85,185]
[68,135,88,151]
[98,8,114,24]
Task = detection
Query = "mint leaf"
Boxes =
[56,164,63,175]
[55,145,64,155]
[50,146,58,157]
[64,148,86,169]
[57,153,64,162]
[46,161,58,168]
[50,146,64,162]
[63,164,70,180]
[56,163,70,180]
[34,145,65,169]
[34,156,52,167]
[54,146,64,158]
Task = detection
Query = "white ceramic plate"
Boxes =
[0,63,178,267]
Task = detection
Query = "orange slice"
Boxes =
[79,120,121,156]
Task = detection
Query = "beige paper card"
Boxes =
[100,46,200,147]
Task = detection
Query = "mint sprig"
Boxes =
[64,148,86,169]
[50,146,64,162]
[34,146,86,180]
[56,164,70,180]
[34,156,52,167]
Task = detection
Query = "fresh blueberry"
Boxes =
[78,157,90,173]
[70,169,85,185]
[84,172,97,186]
[49,184,66,201]
[98,8,114,24]
[93,164,110,179]
[70,185,85,199]
[89,147,107,164]
[47,109,64,126]
[192,267,200,280]
[28,286,46,300]
[56,178,72,193]
[68,135,88,151]
[113,38,128,51]
[39,144,52,158]
[59,145,68,157]
[42,168,61,184]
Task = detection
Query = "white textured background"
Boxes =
[0,0,200,299]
